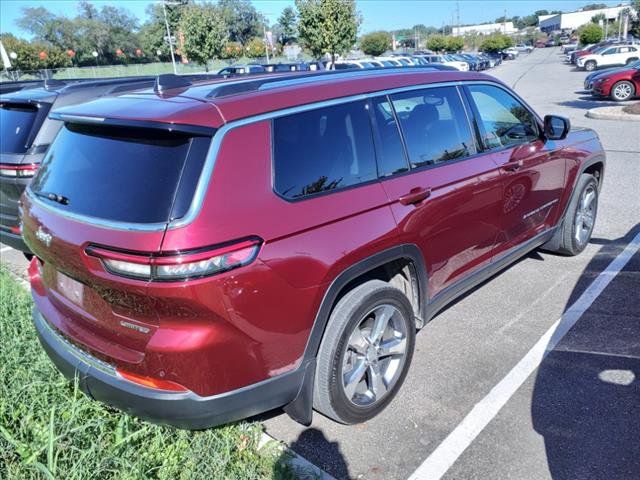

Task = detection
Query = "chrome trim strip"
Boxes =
[38,314,117,377]
[58,114,105,123]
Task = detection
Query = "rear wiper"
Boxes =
[33,190,69,205]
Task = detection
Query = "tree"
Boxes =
[591,13,606,24]
[582,4,607,11]
[360,31,391,56]
[278,6,298,44]
[219,0,263,45]
[426,35,448,52]
[179,4,227,70]
[630,0,640,38]
[535,10,549,16]
[295,0,360,64]
[0,33,71,72]
[445,36,464,52]
[577,23,603,45]
[245,37,266,58]
[139,0,190,61]
[479,33,513,53]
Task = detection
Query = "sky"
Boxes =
[0,0,629,38]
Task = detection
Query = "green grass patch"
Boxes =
[0,265,294,479]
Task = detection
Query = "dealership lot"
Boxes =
[1,47,639,480]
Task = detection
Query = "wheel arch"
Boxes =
[283,244,427,425]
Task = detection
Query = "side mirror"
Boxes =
[544,115,571,140]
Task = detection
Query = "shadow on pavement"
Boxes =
[278,427,349,479]
[555,96,620,110]
[532,223,640,480]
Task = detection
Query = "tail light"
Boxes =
[86,238,262,282]
[116,368,188,392]
[0,163,39,178]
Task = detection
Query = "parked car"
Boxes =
[561,43,579,54]
[591,60,640,100]
[374,56,404,67]
[515,43,534,53]
[420,54,469,71]
[485,51,503,67]
[576,45,640,71]
[21,69,605,429]
[0,76,156,256]
[535,40,547,49]
[0,80,45,95]
[217,64,266,75]
[504,47,520,59]
[583,62,636,90]
[451,54,482,71]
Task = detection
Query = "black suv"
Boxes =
[0,77,155,254]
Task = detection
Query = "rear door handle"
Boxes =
[502,160,523,172]
[399,187,431,206]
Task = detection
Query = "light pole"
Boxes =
[162,0,181,75]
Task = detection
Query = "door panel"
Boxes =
[465,84,566,256]
[372,88,503,298]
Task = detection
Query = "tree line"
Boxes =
[1,0,360,71]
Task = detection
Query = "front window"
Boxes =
[467,84,539,150]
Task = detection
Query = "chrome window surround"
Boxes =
[26,79,539,232]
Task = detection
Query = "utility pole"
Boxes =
[455,0,460,37]
[162,0,178,75]
[502,8,507,34]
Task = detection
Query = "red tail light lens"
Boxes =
[116,368,188,392]
[0,163,39,178]
[86,238,262,281]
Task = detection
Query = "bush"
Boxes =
[426,35,448,53]
[245,37,266,59]
[360,31,391,56]
[479,33,514,53]
[445,36,464,52]
[577,23,603,45]
[221,41,243,60]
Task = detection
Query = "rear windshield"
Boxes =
[0,102,39,153]
[30,123,211,224]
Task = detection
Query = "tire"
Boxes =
[313,279,415,424]
[611,80,635,101]
[549,174,598,256]
[23,252,33,261]
[584,60,597,71]
[625,57,638,65]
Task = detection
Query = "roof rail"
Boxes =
[43,79,67,90]
[206,66,441,99]
[154,73,192,94]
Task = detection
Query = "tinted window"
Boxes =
[467,84,539,149]
[274,101,377,199]
[0,103,38,153]
[391,86,475,168]
[371,97,409,177]
[30,124,210,223]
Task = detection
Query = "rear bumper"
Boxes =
[33,307,307,429]
[0,229,31,253]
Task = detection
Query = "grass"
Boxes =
[0,265,295,479]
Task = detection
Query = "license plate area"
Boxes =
[56,271,84,307]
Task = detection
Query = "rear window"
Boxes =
[30,123,210,224]
[273,100,377,199]
[0,103,39,153]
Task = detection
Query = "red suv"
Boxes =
[22,70,605,428]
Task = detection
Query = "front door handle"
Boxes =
[399,187,431,206]
[502,160,523,172]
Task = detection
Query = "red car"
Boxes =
[22,70,606,428]
[592,61,640,101]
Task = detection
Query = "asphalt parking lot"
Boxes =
[1,47,639,480]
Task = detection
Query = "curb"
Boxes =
[586,105,640,122]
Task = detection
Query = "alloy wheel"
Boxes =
[613,82,633,101]
[574,184,596,247]
[341,304,408,407]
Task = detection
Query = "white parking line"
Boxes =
[409,231,640,480]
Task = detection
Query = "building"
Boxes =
[539,4,635,33]
[454,22,518,36]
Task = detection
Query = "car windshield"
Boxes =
[0,102,40,154]
[30,123,211,224]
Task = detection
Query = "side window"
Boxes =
[619,47,629,54]
[467,84,539,150]
[602,47,616,55]
[273,101,377,199]
[390,86,475,168]
[370,97,409,177]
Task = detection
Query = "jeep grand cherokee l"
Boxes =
[22,69,605,428]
